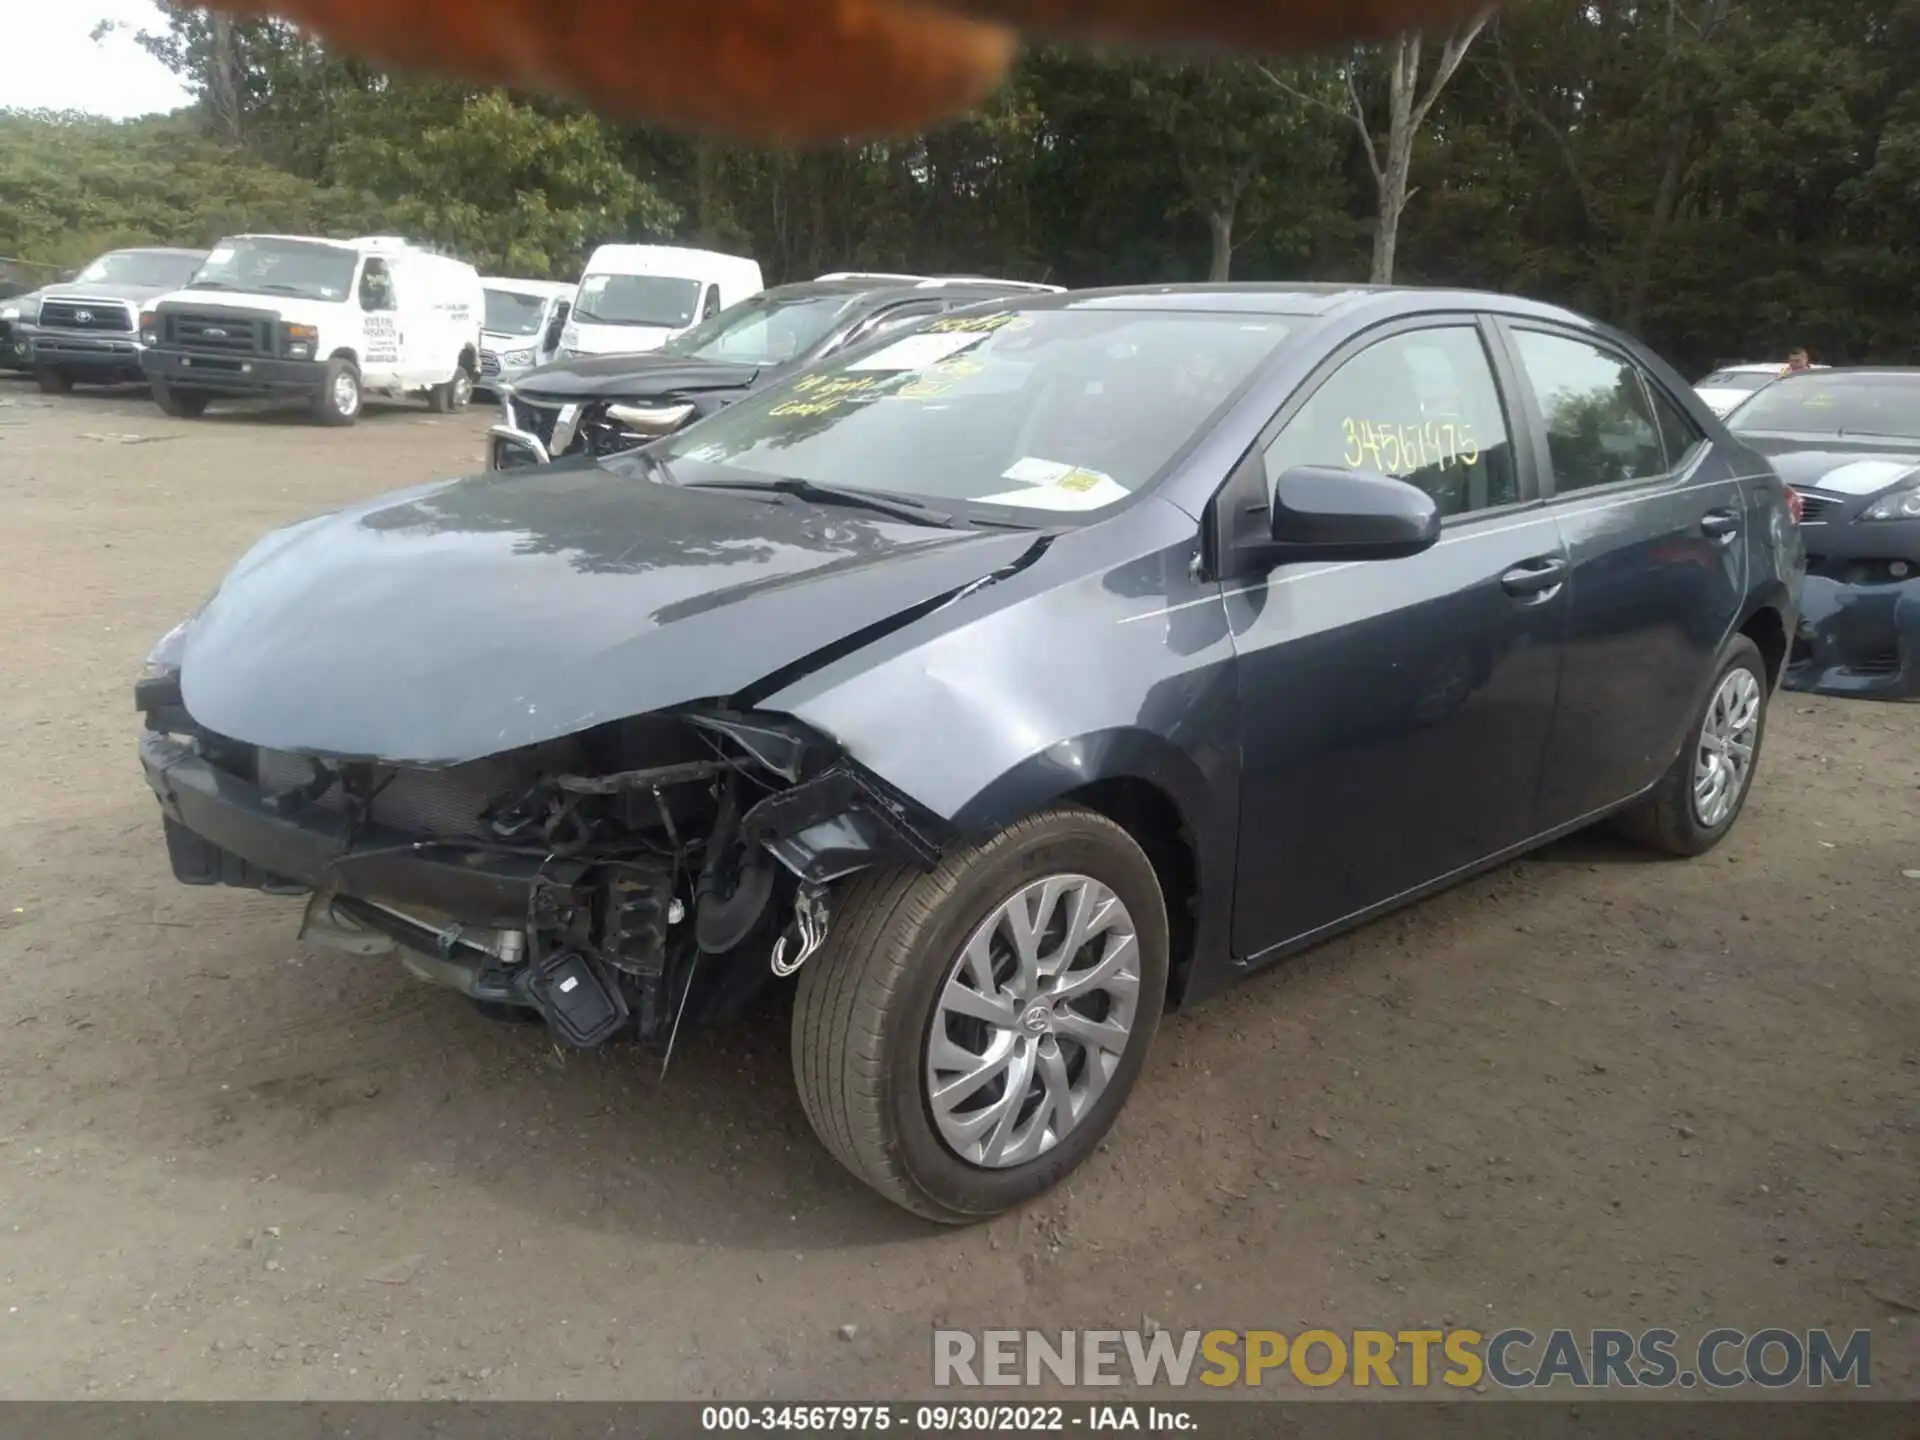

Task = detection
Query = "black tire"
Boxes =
[312,357,361,426]
[427,363,474,414]
[792,806,1170,1223]
[34,367,72,396]
[152,382,209,418]
[1614,633,1770,857]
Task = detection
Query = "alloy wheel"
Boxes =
[1693,667,1761,828]
[925,874,1141,1169]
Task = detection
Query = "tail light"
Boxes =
[1784,487,1804,524]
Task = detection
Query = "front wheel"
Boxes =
[152,382,209,418]
[1614,634,1770,856]
[312,358,361,426]
[427,363,474,414]
[792,807,1169,1223]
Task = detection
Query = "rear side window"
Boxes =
[1511,330,1665,493]
[1648,381,1705,471]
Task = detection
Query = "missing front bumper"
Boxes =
[1785,573,1920,700]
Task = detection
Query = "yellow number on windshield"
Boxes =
[1342,418,1365,468]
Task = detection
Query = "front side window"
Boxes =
[655,308,1295,516]
[658,291,859,366]
[187,238,358,302]
[358,259,396,312]
[76,250,202,289]
[1263,325,1518,518]
[1512,330,1667,493]
[573,273,703,328]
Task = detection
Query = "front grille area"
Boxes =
[1795,491,1835,523]
[479,350,501,377]
[160,309,274,356]
[508,395,563,448]
[252,749,553,842]
[1843,648,1901,677]
[39,298,133,333]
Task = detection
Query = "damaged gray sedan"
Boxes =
[138,285,1800,1221]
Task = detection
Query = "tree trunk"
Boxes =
[1370,35,1420,284]
[1623,112,1691,331]
[693,138,719,246]
[208,11,244,145]
[1207,205,1234,281]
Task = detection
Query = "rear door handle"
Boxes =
[1500,556,1568,598]
[1701,509,1741,541]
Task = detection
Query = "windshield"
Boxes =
[658,292,855,366]
[1699,370,1771,392]
[574,273,701,328]
[74,250,203,288]
[656,308,1296,515]
[484,288,549,336]
[1729,373,1920,442]
[187,238,358,301]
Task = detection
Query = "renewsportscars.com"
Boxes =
[933,1327,1874,1391]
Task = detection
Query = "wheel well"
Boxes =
[1061,777,1198,1005]
[1740,606,1787,688]
[328,347,359,370]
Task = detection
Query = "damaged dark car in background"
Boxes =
[139,286,1801,1222]
[1727,367,1920,699]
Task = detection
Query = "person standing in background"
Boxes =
[1780,348,1813,376]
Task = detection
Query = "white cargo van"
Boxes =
[560,244,762,359]
[140,235,484,425]
[477,277,576,394]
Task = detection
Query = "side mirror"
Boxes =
[1261,465,1441,562]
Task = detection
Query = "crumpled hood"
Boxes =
[178,462,1037,765]
[511,350,759,402]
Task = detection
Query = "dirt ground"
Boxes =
[0,380,1916,1403]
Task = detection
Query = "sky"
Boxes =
[3,1,194,119]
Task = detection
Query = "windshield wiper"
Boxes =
[185,280,233,290]
[687,476,960,529]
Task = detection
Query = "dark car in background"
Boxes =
[1727,368,1920,699]
[137,283,1799,1221]
[486,271,1062,471]
[27,247,208,394]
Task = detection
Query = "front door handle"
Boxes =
[1701,509,1741,542]
[1500,556,1567,599]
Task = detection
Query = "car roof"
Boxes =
[104,247,209,259]
[1776,365,1920,378]
[976,281,1610,328]
[482,276,576,296]
[753,276,1059,305]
